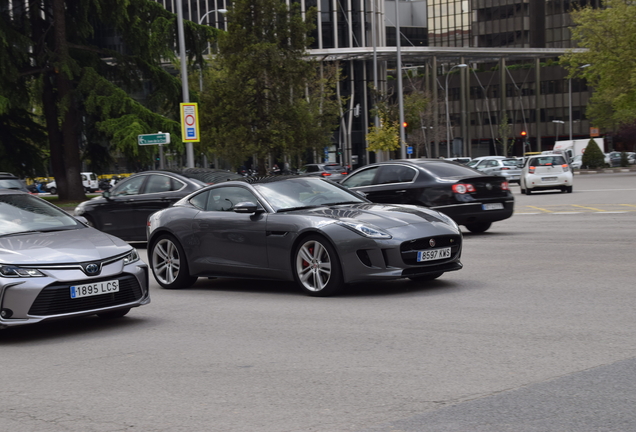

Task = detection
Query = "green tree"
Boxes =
[561,0,636,131]
[497,112,512,156]
[582,138,605,169]
[198,0,341,171]
[1,0,217,199]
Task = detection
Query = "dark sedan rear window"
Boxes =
[419,161,481,177]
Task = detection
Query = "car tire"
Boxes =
[150,234,198,289]
[520,186,526,194]
[465,222,492,233]
[566,186,573,193]
[49,187,57,195]
[408,272,444,282]
[525,187,532,195]
[293,235,343,297]
[97,308,130,319]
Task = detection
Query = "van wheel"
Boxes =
[566,186,573,193]
[525,188,532,195]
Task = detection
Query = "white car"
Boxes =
[571,154,583,169]
[47,172,99,194]
[472,157,522,184]
[520,154,573,194]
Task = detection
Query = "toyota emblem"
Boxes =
[429,238,436,247]
[486,183,493,190]
[85,263,99,275]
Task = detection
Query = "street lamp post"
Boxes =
[445,64,468,158]
[568,64,591,141]
[552,119,564,143]
[395,0,406,159]
[198,9,227,92]
[175,0,195,168]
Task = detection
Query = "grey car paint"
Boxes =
[147,177,463,296]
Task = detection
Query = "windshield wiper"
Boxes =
[327,201,363,206]
[276,205,324,213]
[0,230,43,238]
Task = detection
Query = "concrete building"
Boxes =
[156,0,597,167]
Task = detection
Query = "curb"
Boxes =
[574,167,636,175]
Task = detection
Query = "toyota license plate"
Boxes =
[71,279,120,299]
[541,177,557,181]
[417,247,451,262]
[482,203,504,210]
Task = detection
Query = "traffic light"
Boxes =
[402,122,408,128]
[521,130,527,137]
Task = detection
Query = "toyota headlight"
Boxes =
[0,265,45,278]
[337,221,392,239]
[122,249,140,265]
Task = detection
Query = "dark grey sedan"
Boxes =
[147,176,463,296]
[0,190,150,329]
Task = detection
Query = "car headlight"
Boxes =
[337,221,392,239]
[74,204,85,216]
[122,249,140,265]
[0,265,45,278]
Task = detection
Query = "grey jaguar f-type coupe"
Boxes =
[0,190,150,329]
[147,176,463,296]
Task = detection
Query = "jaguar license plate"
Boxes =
[71,279,119,299]
[541,177,557,181]
[482,203,504,210]
[417,247,451,262]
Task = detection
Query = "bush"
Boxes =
[582,139,605,169]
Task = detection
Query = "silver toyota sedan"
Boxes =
[0,190,150,329]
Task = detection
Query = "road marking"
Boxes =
[572,204,605,212]
[552,212,582,214]
[620,204,636,208]
[527,205,553,213]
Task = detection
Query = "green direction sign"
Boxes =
[138,133,170,146]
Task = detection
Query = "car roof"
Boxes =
[0,172,19,179]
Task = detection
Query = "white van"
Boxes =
[46,172,99,194]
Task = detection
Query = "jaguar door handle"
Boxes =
[395,190,407,194]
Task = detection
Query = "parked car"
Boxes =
[339,159,514,233]
[47,172,99,194]
[570,154,583,169]
[0,190,149,329]
[443,157,472,165]
[0,172,30,193]
[146,176,463,296]
[608,151,623,167]
[74,171,208,241]
[519,153,573,194]
[472,157,522,184]
[300,163,349,182]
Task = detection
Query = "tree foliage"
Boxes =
[582,138,605,169]
[1,0,217,199]
[561,0,636,131]
[198,0,341,171]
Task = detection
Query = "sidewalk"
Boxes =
[574,166,636,175]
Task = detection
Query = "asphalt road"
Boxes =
[1,172,635,432]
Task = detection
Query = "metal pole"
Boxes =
[568,78,573,140]
[395,0,406,159]
[176,0,195,168]
[445,64,467,158]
